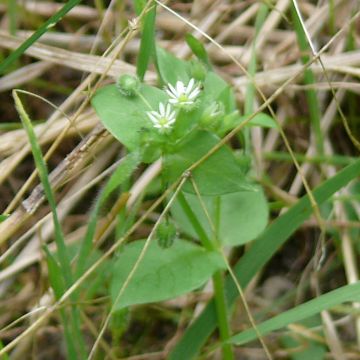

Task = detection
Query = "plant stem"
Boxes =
[177,191,213,251]
[177,191,234,359]
[213,271,235,360]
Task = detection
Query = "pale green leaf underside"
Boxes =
[172,190,268,246]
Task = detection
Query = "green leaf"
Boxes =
[43,246,65,300]
[156,47,190,85]
[169,159,360,360]
[230,281,360,345]
[0,214,9,222]
[202,72,237,116]
[223,113,278,133]
[247,113,278,128]
[164,130,253,195]
[133,0,146,15]
[217,86,237,114]
[202,72,229,102]
[172,190,268,246]
[91,84,167,150]
[136,2,157,81]
[111,239,225,310]
[185,33,212,70]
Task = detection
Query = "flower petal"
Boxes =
[165,103,171,117]
[188,87,200,99]
[167,83,177,95]
[176,81,185,94]
[169,110,176,120]
[186,78,195,94]
[166,88,176,99]
[159,102,165,116]
[147,112,159,124]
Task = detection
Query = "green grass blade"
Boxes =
[43,246,66,298]
[13,90,86,359]
[0,0,83,74]
[13,91,73,286]
[169,159,360,359]
[230,281,360,345]
[44,246,80,359]
[136,1,157,81]
[133,0,146,15]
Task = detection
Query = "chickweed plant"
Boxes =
[0,1,360,360]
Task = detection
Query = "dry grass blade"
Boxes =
[0,32,156,81]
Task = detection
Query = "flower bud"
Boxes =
[156,220,177,249]
[200,102,224,128]
[116,74,140,97]
[190,60,207,81]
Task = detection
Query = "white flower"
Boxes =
[166,78,201,107]
[146,102,176,132]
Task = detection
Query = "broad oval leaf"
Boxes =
[156,47,190,85]
[111,239,225,310]
[92,84,167,150]
[164,130,253,195]
[171,190,268,246]
[202,71,229,102]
